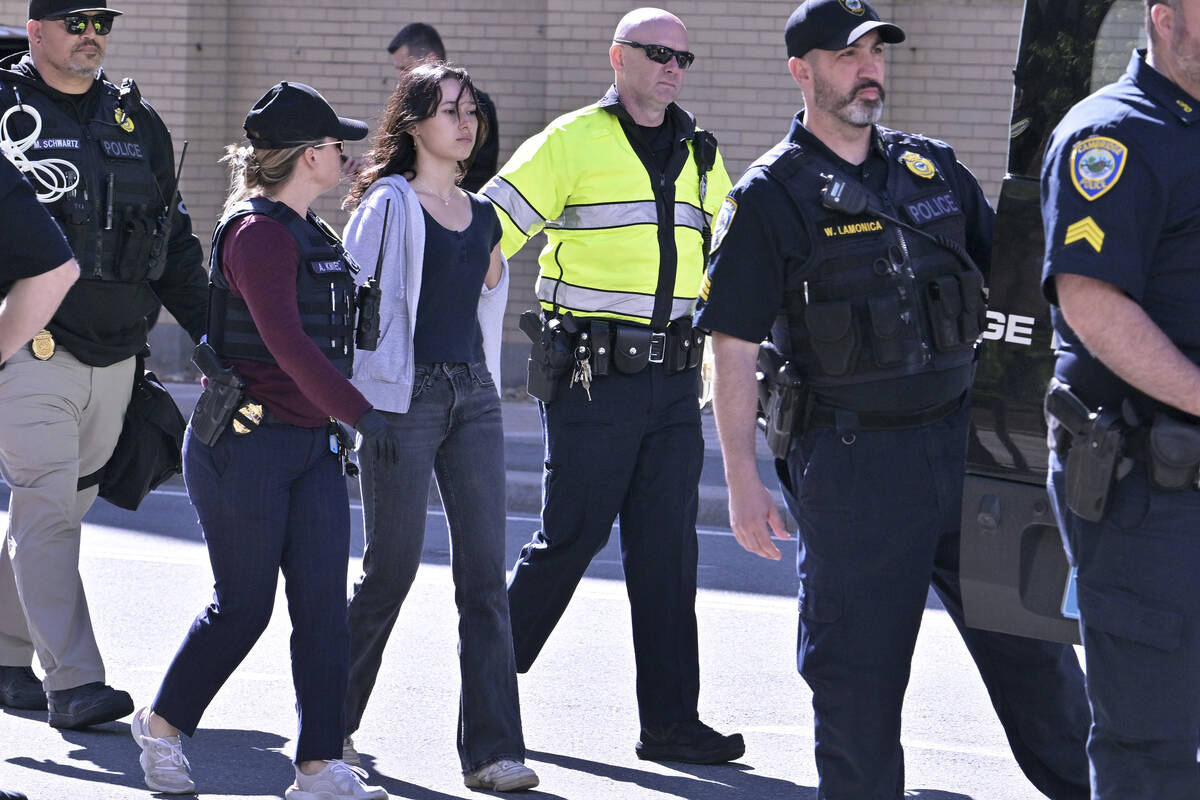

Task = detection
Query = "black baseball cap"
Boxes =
[243,82,368,149]
[30,0,122,19]
[785,0,905,58]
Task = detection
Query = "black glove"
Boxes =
[355,408,401,466]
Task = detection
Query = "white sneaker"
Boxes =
[463,759,539,792]
[285,760,386,800]
[130,706,195,794]
[342,735,361,767]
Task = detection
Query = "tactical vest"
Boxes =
[2,78,166,283]
[762,133,985,397]
[208,198,357,377]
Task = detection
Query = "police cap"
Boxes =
[785,0,905,58]
[29,0,123,19]
[242,82,369,150]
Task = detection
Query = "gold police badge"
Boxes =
[114,107,135,133]
[900,151,937,179]
[232,401,263,434]
[839,0,867,15]
[31,329,55,360]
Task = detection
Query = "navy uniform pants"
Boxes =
[782,406,1090,800]
[1048,453,1200,800]
[506,363,704,729]
[154,423,350,764]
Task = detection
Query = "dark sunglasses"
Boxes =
[613,38,695,69]
[59,14,115,36]
[311,140,345,153]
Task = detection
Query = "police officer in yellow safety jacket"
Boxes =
[483,7,743,765]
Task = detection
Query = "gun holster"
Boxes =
[756,343,806,461]
[1045,382,1126,523]
[520,310,575,403]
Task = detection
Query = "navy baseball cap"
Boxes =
[785,0,905,58]
[243,82,368,149]
[30,0,122,19]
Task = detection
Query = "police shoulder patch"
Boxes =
[1069,136,1126,201]
[709,195,737,254]
[899,151,937,180]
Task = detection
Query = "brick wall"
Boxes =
[0,0,1031,381]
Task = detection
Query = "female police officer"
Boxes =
[127,82,396,800]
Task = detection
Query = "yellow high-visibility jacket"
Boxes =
[484,86,732,327]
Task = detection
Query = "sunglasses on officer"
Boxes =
[310,140,345,153]
[613,39,695,69]
[57,13,116,36]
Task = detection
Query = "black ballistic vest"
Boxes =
[208,197,357,377]
[761,132,985,402]
[3,78,166,283]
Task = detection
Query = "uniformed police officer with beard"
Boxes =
[696,1,1092,797]
[0,0,206,731]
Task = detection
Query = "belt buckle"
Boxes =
[648,331,666,364]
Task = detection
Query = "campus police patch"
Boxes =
[1069,136,1126,201]
[114,107,134,133]
[899,151,937,180]
[709,195,737,254]
[839,0,866,15]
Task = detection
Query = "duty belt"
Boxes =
[577,318,703,377]
[808,393,964,432]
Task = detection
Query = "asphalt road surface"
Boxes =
[0,483,1075,799]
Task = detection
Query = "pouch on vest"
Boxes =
[866,294,907,367]
[926,275,964,351]
[959,270,987,342]
[1147,414,1200,491]
[613,325,652,374]
[804,300,858,377]
[114,206,164,281]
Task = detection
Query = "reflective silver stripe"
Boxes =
[535,279,696,321]
[674,203,709,232]
[549,201,657,230]
[548,201,711,232]
[484,177,544,236]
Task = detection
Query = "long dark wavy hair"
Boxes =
[344,62,486,209]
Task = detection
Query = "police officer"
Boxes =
[0,156,78,800]
[483,7,742,763]
[1042,2,1200,797]
[385,22,499,192]
[0,0,207,730]
[130,82,392,799]
[697,2,1092,797]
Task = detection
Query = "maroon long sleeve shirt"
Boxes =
[220,214,371,428]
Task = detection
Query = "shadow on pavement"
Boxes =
[7,723,298,797]
[360,753,571,800]
[527,749,811,799]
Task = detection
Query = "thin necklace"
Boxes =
[411,179,455,206]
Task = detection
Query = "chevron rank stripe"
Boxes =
[1064,216,1105,253]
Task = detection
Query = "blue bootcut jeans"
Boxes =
[345,361,524,773]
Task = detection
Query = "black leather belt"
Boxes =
[808,393,965,432]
